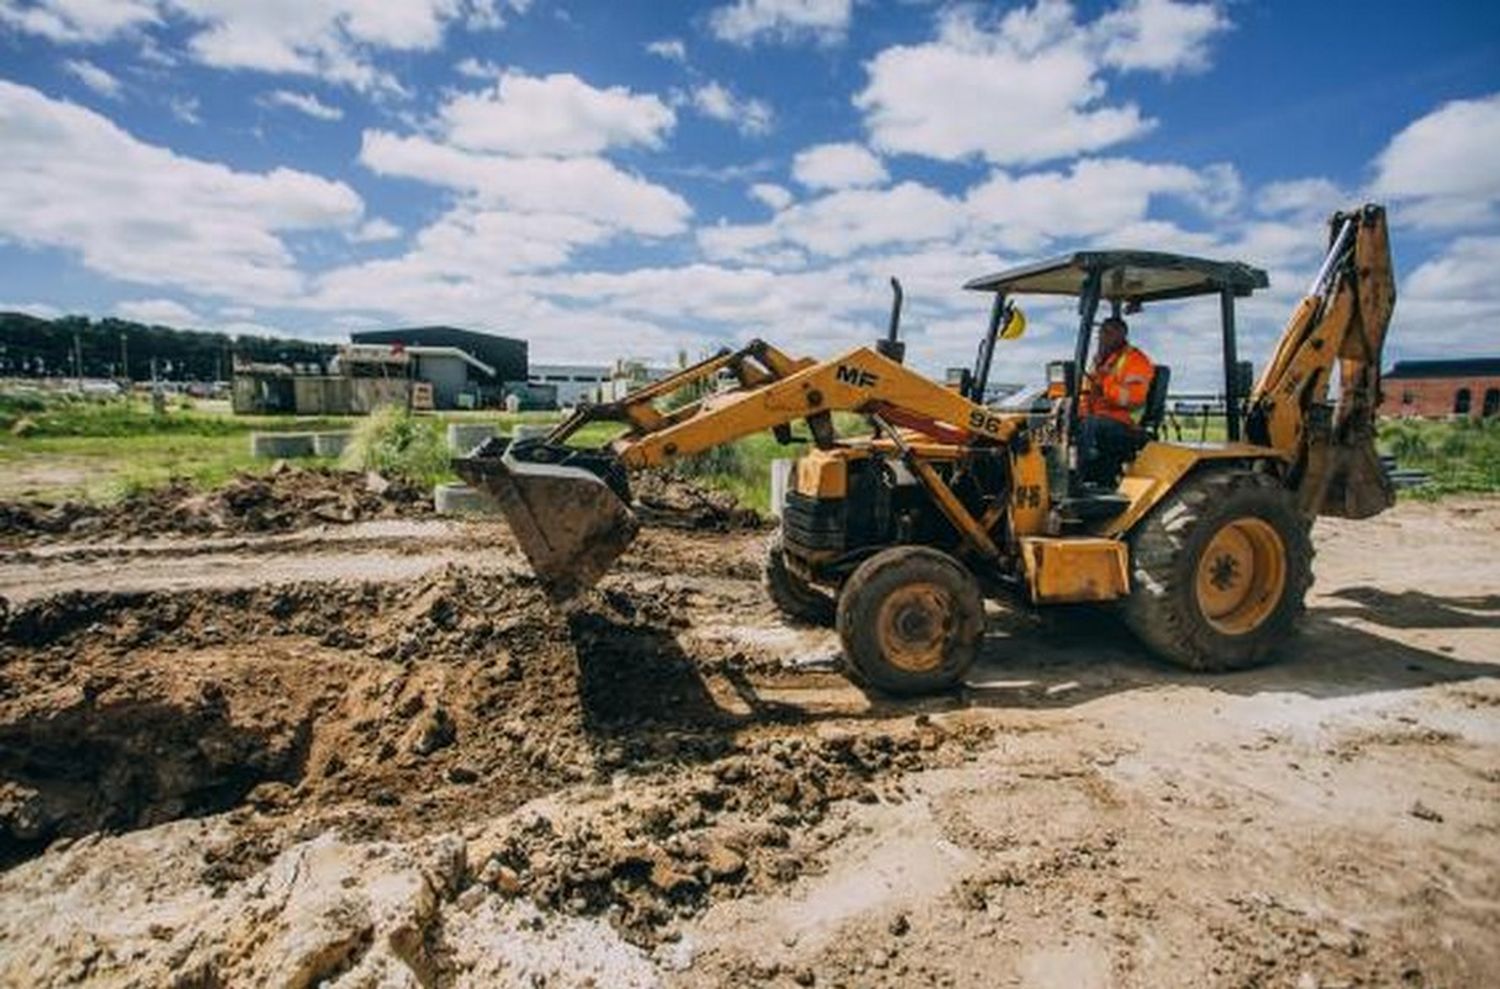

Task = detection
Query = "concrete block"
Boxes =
[311,431,352,458]
[511,424,552,442]
[446,422,497,455]
[434,482,501,516]
[250,432,316,458]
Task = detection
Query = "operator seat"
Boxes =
[1136,365,1171,440]
[1062,364,1171,525]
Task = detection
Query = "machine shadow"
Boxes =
[562,591,1500,742]
[1318,586,1500,630]
[565,611,810,765]
[957,595,1500,711]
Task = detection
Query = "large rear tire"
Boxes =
[1124,468,1312,671]
[837,546,985,696]
[764,534,835,627]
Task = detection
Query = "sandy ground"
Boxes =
[1,496,1497,987]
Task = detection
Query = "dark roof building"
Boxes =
[350,326,527,383]
[1380,358,1500,420]
[1385,358,1500,380]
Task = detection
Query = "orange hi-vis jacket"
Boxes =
[1082,344,1154,426]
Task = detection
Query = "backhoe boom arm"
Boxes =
[1247,204,1396,519]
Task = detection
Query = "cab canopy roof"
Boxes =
[964,250,1269,303]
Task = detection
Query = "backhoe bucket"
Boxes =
[454,439,639,601]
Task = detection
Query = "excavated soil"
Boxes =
[632,471,764,532]
[0,495,1497,987]
[0,557,984,952]
[0,464,432,545]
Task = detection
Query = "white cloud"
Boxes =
[749,182,793,211]
[792,142,888,190]
[167,94,201,124]
[439,71,676,155]
[61,58,122,99]
[0,80,363,299]
[856,1,1228,168]
[115,297,201,324]
[350,217,401,242]
[645,38,687,62]
[702,181,967,262]
[262,88,343,121]
[1092,0,1228,75]
[454,56,502,79]
[704,156,1228,264]
[1256,178,1346,218]
[965,157,1208,251]
[0,0,157,42]
[359,131,691,236]
[0,300,63,319]
[857,4,1151,166]
[171,0,504,92]
[2,1,521,92]
[1371,93,1500,228]
[708,0,852,47]
[689,81,773,136]
[1395,236,1500,354]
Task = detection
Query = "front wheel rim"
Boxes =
[875,582,955,672]
[1194,517,1287,635]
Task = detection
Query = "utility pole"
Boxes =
[120,331,129,384]
[73,330,83,391]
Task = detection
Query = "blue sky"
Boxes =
[1,0,1497,387]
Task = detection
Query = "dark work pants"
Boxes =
[1078,415,1141,486]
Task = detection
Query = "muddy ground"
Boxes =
[0,486,1496,988]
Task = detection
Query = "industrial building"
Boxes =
[350,327,527,384]
[528,364,612,407]
[234,326,527,414]
[1380,358,1500,419]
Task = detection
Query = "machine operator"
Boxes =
[1079,315,1155,486]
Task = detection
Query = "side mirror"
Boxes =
[998,304,1027,340]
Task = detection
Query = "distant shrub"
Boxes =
[341,405,450,486]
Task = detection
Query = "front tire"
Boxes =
[837,546,985,696]
[1124,468,1312,671]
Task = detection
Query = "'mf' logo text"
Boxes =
[836,364,879,389]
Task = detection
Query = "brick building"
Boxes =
[1380,358,1500,419]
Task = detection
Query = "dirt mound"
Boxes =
[632,471,763,531]
[0,562,990,946]
[0,464,431,545]
[0,567,593,854]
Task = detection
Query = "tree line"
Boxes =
[0,312,337,381]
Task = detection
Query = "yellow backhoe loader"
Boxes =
[457,205,1396,694]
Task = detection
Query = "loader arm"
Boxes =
[456,340,1020,599]
[1247,204,1396,519]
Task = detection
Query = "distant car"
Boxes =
[78,379,123,396]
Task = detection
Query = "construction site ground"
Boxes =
[1,483,1497,988]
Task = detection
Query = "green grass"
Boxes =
[1379,417,1500,498]
[0,391,635,504]
[7,386,1491,510]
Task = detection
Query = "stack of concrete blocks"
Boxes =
[435,421,503,516]
[250,431,354,460]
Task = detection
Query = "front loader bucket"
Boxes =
[454,439,640,601]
